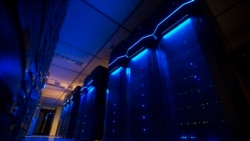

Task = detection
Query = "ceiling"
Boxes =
[41,0,164,108]
[40,0,250,109]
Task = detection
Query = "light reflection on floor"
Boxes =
[21,136,76,141]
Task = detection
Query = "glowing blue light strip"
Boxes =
[80,87,85,92]
[126,34,153,55]
[131,49,149,61]
[129,47,146,59]
[110,66,123,76]
[152,0,195,35]
[160,15,189,36]
[109,55,128,67]
[88,86,95,92]
[108,0,195,68]
[162,18,191,39]
[80,79,94,92]
[87,80,93,86]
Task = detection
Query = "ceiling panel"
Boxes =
[83,57,108,75]
[205,0,239,17]
[123,0,164,31]
[48,65,79,84]
[97,27,130,60]
[41,0,167,108]
[72,73,86,85]
[58,96,66,105]
[216,0,250,48]
[59,0,119,55]
[40,97,59,109]
[96,42,112,61]
[68,73,86,90]
[71,81,84,88]
[53,41,93,72]
[42,86,65,99]
[85,0,141,24]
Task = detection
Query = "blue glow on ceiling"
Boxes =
[58,0,118,55]
[85,0,141,24]
[108,0,195,67]
[162,18,191,39]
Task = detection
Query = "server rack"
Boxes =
[0,0,69,140]
[57,86,81,139]
[103,0,237,140]
[75,66,108,141]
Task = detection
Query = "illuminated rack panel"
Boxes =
[75,75,95,141]
[128,49,176,140]
[103,67,128,141]
[75,66,108,141]
[104,0,233,141]
[156,17,231,140]
[58,96,73,138]
[6,0,70,140]
[108,0,196,71]
[58,86,81,139]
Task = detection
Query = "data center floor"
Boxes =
[21,136,76,141]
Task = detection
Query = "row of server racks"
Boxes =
[0,0,69,140]
[58,0,249,140]
[58,66,109,141]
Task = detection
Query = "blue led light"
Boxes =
[153,0,194,34]
[131,49,149,62]
[126,68,131,76]
[181,136,187,139]
[191,136,196,139]
[126,34,153,55]
[88,86,94,92]
[109,55,128,67]
[162,18,192,39]
[180,135,196,140]
[129,46,146,59]
[110,66,123,76]
[108,0,195,68]
[87,80,93,86]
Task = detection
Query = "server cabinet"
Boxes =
[75,75,95,141]
[103,66,129,141]
[58,86,81,139]
[155,17,232,140]
[58,95,74,138]
[75,66,108,141]
[104,0,234,140]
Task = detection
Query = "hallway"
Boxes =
[1,0,250,140]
